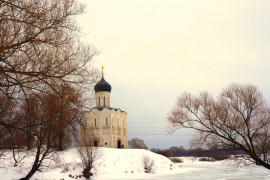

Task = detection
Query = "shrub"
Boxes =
[170,157,183,163]
[129,138,148,150]
[142,156,155,173]
[61,163,70,173]
[211,154,229,161]
[198,157,215,162]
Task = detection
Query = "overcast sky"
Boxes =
[78,0,270,149]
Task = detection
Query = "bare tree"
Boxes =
[18,94,60,180]
[128,138,148,150]
[0,125,8,161]
[44,84,85,151]
[0,0,98,153]
[78,127,102,179]
[0,0,99,174]
[0,0,99,114]
[8,129,29,167]
[0,0,97,95]
[168,83,270,170]
[0,93,24,164]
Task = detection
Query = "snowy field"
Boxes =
[121,158,270,180]
[0,148,270,180]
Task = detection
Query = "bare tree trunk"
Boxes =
[26,126,32,150]
[20,146,42,180]
[82,168,92,179]
[254,157,270,170]
[57,109,65,151]
[57,130,64,151]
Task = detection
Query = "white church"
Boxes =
[82,67,128,148]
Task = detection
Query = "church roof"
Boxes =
[92,107,126,113]
[94,75,111,93]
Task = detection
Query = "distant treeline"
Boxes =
[150,146,245,160]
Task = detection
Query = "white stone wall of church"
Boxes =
[92,108,112,148]
[83,108,128,149]
[111,110,128,149]
[95,91,110,107]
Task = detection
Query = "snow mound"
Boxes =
[96,148,177,176]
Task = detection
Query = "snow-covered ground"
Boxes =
[0,148,179,180]
[150,157,270,180]
[0,148,270,180]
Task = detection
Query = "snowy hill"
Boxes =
[0,148,181,180]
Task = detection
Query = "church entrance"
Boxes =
[94,140,98,147]
[117,139,121,148]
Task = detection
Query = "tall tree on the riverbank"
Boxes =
[1,0,98,179]
[20,94,60,180]
[49,84,84,151]
[20,85,86,179]
[0,0,98,139]
[0,0,97,98]
[168,83,270,170]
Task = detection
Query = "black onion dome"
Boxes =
[94,76,111,92]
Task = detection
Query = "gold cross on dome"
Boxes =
[102,66,104,75]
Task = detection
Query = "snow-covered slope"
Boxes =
[0,148,180,180]
[94,148,180,178]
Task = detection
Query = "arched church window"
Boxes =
[98,97,100,106]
